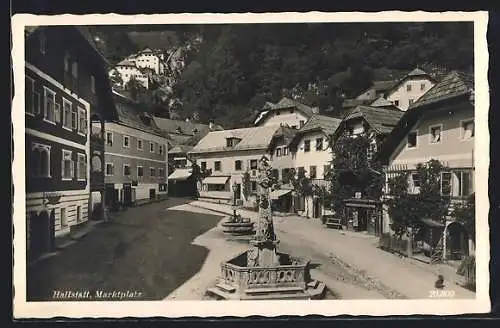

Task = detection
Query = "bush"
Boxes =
[457,256,476,291]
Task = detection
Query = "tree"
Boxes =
[452,192,475,244]
[125,76,147,101]
[242,171,252,200]
[109,70,124,88]
[385,159,451,256]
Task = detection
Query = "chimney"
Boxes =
[209,120,215,131]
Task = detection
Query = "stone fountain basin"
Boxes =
[221,217,255,235]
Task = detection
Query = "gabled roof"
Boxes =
[289,114,342,148]
[268,126,299,150]
[189,126,281,154]
[370,96,395,108]
[141,47,154,53]
[408,71,474,110]
[112,91,166,138]
[341,105,405,135]
[407,67,429,77]
[117,59,137,67]
[255,97,318,125]
[377,71,475,164]
[342,98,372,108]
[372,80,399,92]
[384,67,437,97]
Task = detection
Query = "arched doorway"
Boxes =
[29,210,53,260]
[446,221,469,260]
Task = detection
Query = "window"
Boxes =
[137,139,143,150]
[43,87,59,124]
[272,169,279,180]
[62,98,73,130]
[214,161,221,171]
[150,167,156,177]
[283,147,289,156]
[430,125,442,144]
[316,138,323,151]
[30,143,51,177]
[123,135,130,148]
[298,167,305,177]
[150,141,155,153]
[251,181,257,192]
[410,172,421,193]
[64,53,70,72]
[61,208,67,228]
[105,163,114,176]
[61,149,74,180]
[407,131,417,148]
[441,172,452,196]
[282,168,290,183]
[39,32,47,54]
[137,166,144,178]
[201,161,207,171]
[159,145,164,155]
[123,164,131,176]
[310,166,317,179]
[276,148,282,157]
[421,83,426,91]
[106,132,113,146]
[77,153,86,181]
[159,168,165,177]
[250,159,258,170]
[90,75,96,94]
[461,120,474,140]
[71,61,78,79]
[406,84,412,92]
[25,77,39,115]
[456,171,473,197]
[235,160,242,171]
[299,120,305,128]
[304,139,311,152]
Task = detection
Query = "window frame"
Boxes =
[77,107,87,135]
[76,153,87,181]
[406,130,418,149]
[214,161,222,172]
[159,167,165,178]
[250,159,258,170]
[106,132,113,146]
[137,166,144,178]
[150,167,156,177]
[460,118,474,141]
[43,87,57,125]
[62,98,73,131]
[235,160,242,171]
[315,138,323,151]
[137,138,143,150]
[440,171,452,197]
[429,124,443,145]
[123,164,131,176]
[61,149,74,181]
[123,135,131,148]
[105,162,114,176]
[309,165,317,179]
[303,139,311,152]
[150,141,155,153]
[25,76,37,116]
[406,83,412,92]
[31,143,51,178]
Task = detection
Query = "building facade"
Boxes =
[384,68,436,111]
[24,26,116,260]
[109,61,150,89]
[188,126,282,204]
[378,71,475,260]
[254,97,318,129]
[104,92,169,208]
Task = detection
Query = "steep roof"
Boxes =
[152,117,223,137]
[377,71,475,164]
[342,98,372,108]
[117,59,137,67]
[370,96,395,108]
[255,97,318,125]
[342,105,405,135]
[384,67,436,97]
[289,114,342,148]
[189,126,281,154]
[112,91,165,138]
[408,71,474,110]
[372,80,399,92]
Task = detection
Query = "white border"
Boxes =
[12,11,490,318]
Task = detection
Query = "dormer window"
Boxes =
[226,137,241,148]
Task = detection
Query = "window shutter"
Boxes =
[54,103,61,123]
[61,159,65,178]
[72,110,77,129]
[70,159,75,178]
[83,114,88,133]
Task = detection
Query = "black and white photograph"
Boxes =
[11,11,490,318]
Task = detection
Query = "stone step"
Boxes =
[216,283,236,293]
[244,286,304,295]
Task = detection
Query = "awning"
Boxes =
[202,176,230,185]
[168,169,192,181]
[270,189,292,200]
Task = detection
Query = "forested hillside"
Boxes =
[91,22,474,128]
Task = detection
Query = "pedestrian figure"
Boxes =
[435,274,445,289]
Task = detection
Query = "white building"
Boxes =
[288,114,342,218]
[132,48,165,75]
[188,126,283,204]
[109,58,151,89]
[254,97,319,129]
[385,68,437,111]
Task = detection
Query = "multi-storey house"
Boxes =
[377,71,475,260]
[188,126,282,204]
[332,104,404,236]
[24,26,117,260]
[254,97,319,129]
[103,91,169,208]
[109,59,151,89]
[288,115,342,219]
[132,48,165,75]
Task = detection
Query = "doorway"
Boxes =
[28,210,53,260]
[149,188,156,200]
[123,184,132,206]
